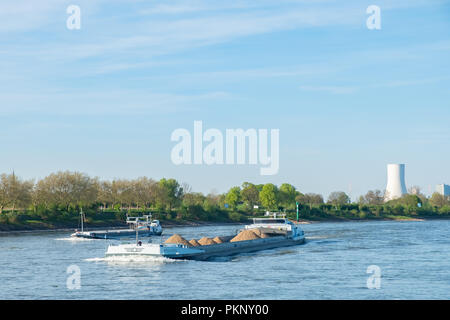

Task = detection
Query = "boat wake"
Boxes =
[306,235,331,240]
[54,237,94,242]
[84,255,179,264]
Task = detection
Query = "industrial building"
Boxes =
[385,164,408,201]
[436,184,450,196]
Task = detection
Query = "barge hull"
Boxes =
[74,229,162,239]
[169,236,305,261]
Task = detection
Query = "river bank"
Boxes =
[0,219,247,235]
[1,214,448,235]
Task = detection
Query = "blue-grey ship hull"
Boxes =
[73,229,162,239]
[167,236,305,261]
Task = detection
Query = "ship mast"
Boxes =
[80,208,84,232]
[135,220,139,246]
[126,216,140,246]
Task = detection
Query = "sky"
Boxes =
[0,0,449,200]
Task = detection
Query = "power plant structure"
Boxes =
[436,184,450,196]
[385,164,408,201]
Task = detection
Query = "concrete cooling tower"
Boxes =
[385,164,408,201]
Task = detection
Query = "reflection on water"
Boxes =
[0,220,449,299]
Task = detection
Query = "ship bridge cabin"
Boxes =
[245,216,293,233]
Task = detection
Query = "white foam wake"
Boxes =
[306,235,330,240]
[84,255,179,264]
[55,237,94,242]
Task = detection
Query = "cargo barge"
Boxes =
[71,214,162,239]
[105,216,305,260]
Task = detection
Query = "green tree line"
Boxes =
[0,171,449,229]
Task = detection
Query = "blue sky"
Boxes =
[0,0,449,199]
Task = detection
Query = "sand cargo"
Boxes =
[105,216,305,260]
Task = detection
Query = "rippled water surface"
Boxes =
[0,220,449,299]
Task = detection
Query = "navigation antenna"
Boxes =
[126,216,141,246]
[79,208,85,232]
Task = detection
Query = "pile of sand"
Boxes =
[188,239,200,247]
[252,228,271,238]
[230,229,261,242]
[198,237,216,246]
[212,236,227,244]
[164,234,191,247]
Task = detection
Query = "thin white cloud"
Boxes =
[377,76,450,88]
[133,63,343,88]
[1,0,447,75]
[1,3,363,62]
[299,75,450,94]
[0,89,231,116]
[299,85,358,94]
[138,0,331,15]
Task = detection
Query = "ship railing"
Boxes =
[127,216,153,229]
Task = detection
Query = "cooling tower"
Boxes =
[385,164,408,201]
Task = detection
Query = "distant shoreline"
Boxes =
[1,215,449,235]
[0,220,246,235]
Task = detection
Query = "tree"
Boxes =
[0,173,33,214]
[132,177,157,209]
[33,171,97,211]
[10,176,33,213]
[156,178,182,211]
[327,191,350,207]
[408,185,427,204]
[114,179,134,209]
[359,190,385,205]
[0,177,8,213]
[259,184,279,210]
[203,193,220,213]
[279,183,297,209]
[225,186,241,210]
[182,192,205,207]
[429,192,446,208]
[180,182,192,195]
[255,184,264,192]
[180,192,207,220]
[97,181,113,210]
[296,193,324,209]
[399,194,422,208]
[241,182,259,210]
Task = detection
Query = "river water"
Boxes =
[0,219,449,299]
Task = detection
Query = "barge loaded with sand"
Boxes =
[105,216,305,260]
